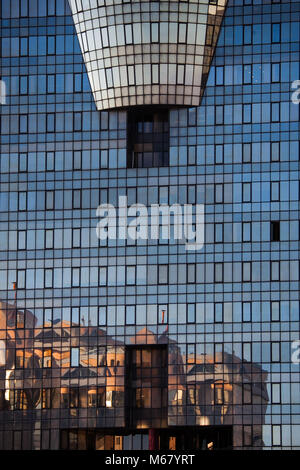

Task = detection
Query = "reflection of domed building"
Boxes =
[0,301,268,450]
[184,352,269,448]
[0,300,37,410]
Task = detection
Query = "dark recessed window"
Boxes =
[127,108,169,168]
[271,221,280,241]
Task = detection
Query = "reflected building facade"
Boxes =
[0,305,268,450]
[0,0,300,450]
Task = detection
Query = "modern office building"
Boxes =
[0,0,299,450]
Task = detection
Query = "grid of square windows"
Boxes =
[0,0,300,451]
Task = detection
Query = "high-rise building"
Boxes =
[0,0,299,450]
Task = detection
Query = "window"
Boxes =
[271,182,280,201]
[19,153,27,172]
[61,390,69,409]
[98,307,106,326]
[70,388,79,408]
[271,261,280,281]
[47,36,55,55]
[16,311,25,329]
[45,269,53,288]
[216,66,224,85]
[46,191,54,210]
[215,106,223,125]
[87,389,97,408]
[271,383,281,404]
[188,185,196,204]
[19,191,27,211]
[72,268,80,287]
[215,223,223,243]
[43,349,52,368]
[47,74,55,93]
[215,145,223,164]
[272,426,281,447]
[20,37,28,56]
[271,221,280,241]
[98,267,107,287]
[156,306,165,324]
[215,303,223,323]
[17,230,26,250]
[20,76,28,95]
[187,304,195,323]
[159,186,168,204]
[127,109,169,168]
[46,152,54,171]
[44,308,52,326]
[214,344,223,363]
[126,266,136,285]
[215,184,223,204]
[126,305,135,325]
[74,112,82,131]
[271,142,280,162]
[243,143,251,163]
[17,269,26,289]
[42,389,52,410]
[73,151,81,170]
[45,230,54,249]
[187,264,195,284]
[242,183,251,202]
[272,63,280,82]
[178,23,187,44]
[19,0,28,17]
[271,301,280,322]
[243,104,252,123]
[272,24,281,43]
[71,348,80,367]
[242,302,251,322]
[271,342,280,362]
[19,114,28,133]
[72,228,81,248]
[74,74,82,92]
[243,64,252,83]
[242,222,251,242]
[158,265,168,284]
[97,388,106,407]
[214,263,223,283]
[73,190,81,209]
[271,102,280,122]
[188,146,196,165]
[47,113,55,132]
[242,262,251,282]
[244,25,252,44]
[15,350,24,368]
[136,388,151,408]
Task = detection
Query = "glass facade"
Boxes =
[68,0,227,109]
[0,0,300,450]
